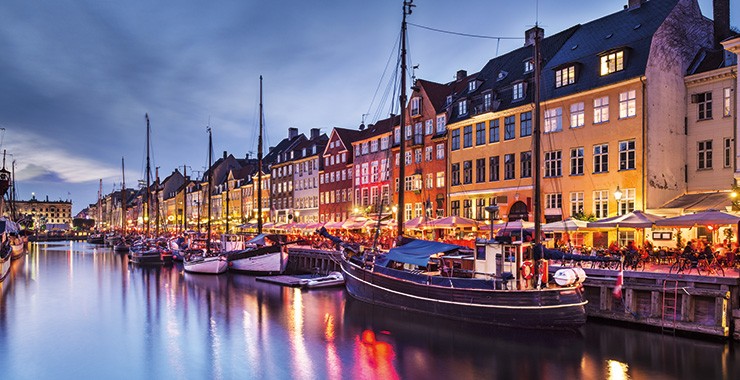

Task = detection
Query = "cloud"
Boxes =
[3,128,119,183]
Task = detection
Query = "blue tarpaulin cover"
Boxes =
[378,239,463,267]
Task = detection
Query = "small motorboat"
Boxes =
[300,271,345,289]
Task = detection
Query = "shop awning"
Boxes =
[660,192,733,213]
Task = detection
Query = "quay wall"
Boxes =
[288,248,740,340]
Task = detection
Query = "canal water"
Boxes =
[0,242,738,380]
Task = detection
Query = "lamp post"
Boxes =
[485,205,500,239]
[614,186,623,246]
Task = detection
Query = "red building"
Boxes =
[319,127,363,223]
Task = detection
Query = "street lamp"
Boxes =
[614,186,623,246]
[485,205,500,239]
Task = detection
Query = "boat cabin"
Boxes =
[221,233,247,251]
[474,238,536,289]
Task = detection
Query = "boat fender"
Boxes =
[520,261,534,280]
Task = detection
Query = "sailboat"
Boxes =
[0,150,18,280]
[130,114,173,265]
[226,76,289,275]
[114,157,130,252]
[183,127,228,274]
[336,1,587,329]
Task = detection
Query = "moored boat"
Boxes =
[129,240,172,265]
[300,271,344,289]
[226,234,289,275]
[183,250,228,274]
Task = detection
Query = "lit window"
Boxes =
[600,50,624,75]
[724,88,732,117]
[555,66,575,87]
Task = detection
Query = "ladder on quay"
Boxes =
[661,279,679,334]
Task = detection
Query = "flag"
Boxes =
[613,268,623,299]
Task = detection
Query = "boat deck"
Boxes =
[256,274,315,287]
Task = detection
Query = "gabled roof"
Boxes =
[542,0,679,99]
[687,47,737,75]
[263,133,306,168]
[329,127,364,158]
[358,114,400,141]
[414,79,452,114]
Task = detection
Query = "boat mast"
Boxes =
[207,127,213,255]
[121,157,126,234]
[532,25,544,283]
[396,0,414,240]
[155,166,160,236]
[182,165,187,232]
[257,75,264,234]
[145,113,151,238]
[98,178,103,231]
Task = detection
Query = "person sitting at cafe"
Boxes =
[683,240,698,266]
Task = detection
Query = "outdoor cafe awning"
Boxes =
[654,210,740,227]
[660,192,733,213]
[587,210,663,229]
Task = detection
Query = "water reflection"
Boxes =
[0,242,736,380]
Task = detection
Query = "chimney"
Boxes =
[310,128,320,140]
[223,151,227,159]
[456,69,467,81]
[524,26,544,47]
[626,0,646,10]
[288,127,298,139]
[713,0,730,48]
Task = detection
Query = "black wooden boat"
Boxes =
[338,237,587,329]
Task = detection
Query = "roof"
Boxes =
[359,114,400,140]
[332,127,364,158]
[687,47,738,75]
[660,192,733,212]
[542,0,679,99]
[414,79,451,114]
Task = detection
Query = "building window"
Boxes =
[475,198,486,220]
[463,199,472,219]
[593,190,609,218]
[570,192,584,216]
[483,93,492,111]
[436,115,446,134]
[463,125,473,148]
[451,200,460,216]
[695,92,712,120]
[414,148,422,163]
[594,144,609,173]
[619,140,635,170]
[544,150,562,177]
[405,204,413,221]
[555,66,575,87]
[468,80,477,92]
[425,146,433,161]
[381,136,389,150]
[600,50,624,76]
[463,160,472,184]
[520,151,531,178]
[544,107,562,133]
[618,188,636,215]
[425,119,433,135]
[594,96,609,123]
[451,163,460,186]
[436,143,445,160]
[414,123,423,145]
[458,101,468,116]
[504,115,516,140]
[724,138,732,168]
[524,60,534,73]
[436,171,445,188]
[489,119,500,143]
[570,102,584,128]
[475,122,486,145]
[405,151,412,165]
[698,140,712,170]
[619,90,636,119]
[570,147,584,175]
[513,82,524,100]
[451,129,460,151]
[476,158,486,183]
[489,156,500,182]
[724,88,732,117]
[520,111,532,137]
[546,193,562,209]
[504,154,515,180]
[410,97,421,116]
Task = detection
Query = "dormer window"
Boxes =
[555,65,576,88]
[524,60,534,73]
[497,71,508,81]
[446,95,453,106]
[483,92,492,111]
[512,82,524,101]
[410,97,421,116]
[312,145,317,154]
[302,148,307,156]
[600,50,624,76]
[458,100,468,116]
[468,80,477,92]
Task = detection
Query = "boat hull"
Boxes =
[10,243,25,259]
[0,254,10,282]
[129,250,173,265]
[184,255,228,274]
[340,257,587,329]
[228,247,287,275]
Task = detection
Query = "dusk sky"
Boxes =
[0,0,735,214]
